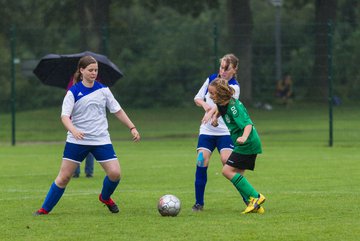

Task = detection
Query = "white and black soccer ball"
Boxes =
[157,194,181,217]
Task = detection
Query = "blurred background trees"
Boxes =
[0,0,359,111]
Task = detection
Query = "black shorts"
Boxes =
[226,152,257,170]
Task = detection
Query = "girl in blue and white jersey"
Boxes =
[192,54,240,211]
[34,56,140,215]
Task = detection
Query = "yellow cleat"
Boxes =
[243,193,266,214]
[251,206,265,214]
[241,205,265,214]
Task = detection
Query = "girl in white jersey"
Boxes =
[192,54,240,211]
[34,56,140,215]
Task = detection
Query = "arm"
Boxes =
[236,124,252,144]
[114,109,140,142]
[104,88,140,142]
[60,92,85,139]
[210,108,220,127]
[202,105,218,125]
[194,78,212,112]
[194,98,212,112]
[61,115,84,140]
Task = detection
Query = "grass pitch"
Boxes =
[0,103,359,240]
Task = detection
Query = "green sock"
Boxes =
[231,173,259,199]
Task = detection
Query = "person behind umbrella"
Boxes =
[66,77,95,178]
[34,55,140,215]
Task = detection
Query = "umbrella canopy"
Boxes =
[33,51,123,89]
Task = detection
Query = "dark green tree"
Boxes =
[143,0,219,17]
[311,0,337,100]
[41,0,113,53]
[144,0,255,103]
[284,0,337,100]
[226,0,253,103]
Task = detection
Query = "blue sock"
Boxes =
[195,166,208,205]
[42,182,65,212]
[101,176,120,200]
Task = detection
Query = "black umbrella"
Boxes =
[33,51,123,89]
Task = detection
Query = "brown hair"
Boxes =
[220,53,239,79]
[209,77,234,105]
[73,56,97,84]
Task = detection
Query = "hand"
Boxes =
[211,118,218,127]
[204,106,212,112]
[71,129,84,140]
[202,111,213,124]
[131,128,141,142]
[236,136,247,144]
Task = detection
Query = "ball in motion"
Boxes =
[157,194,181,217]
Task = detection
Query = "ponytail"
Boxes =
[73,70,81,84]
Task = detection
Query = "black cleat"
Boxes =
[192,203,204,212]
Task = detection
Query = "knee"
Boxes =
[221,168,228,178]
[56,174,72,188]
[221,166,233,180]
[196,151,209,167]
[108,171,121,182]
[220,157,228,166]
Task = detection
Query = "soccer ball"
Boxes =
[157,194,181,217]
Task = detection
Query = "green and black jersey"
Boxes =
[217,98,262,155]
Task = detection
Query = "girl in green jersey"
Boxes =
[204,78,266,214]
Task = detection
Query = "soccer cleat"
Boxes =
[33,208,49,216]
[241,205,265,214]
[86,174,93,178]
[72,173,80,178]
[251,205,265,214]
[192,203,204,212]
[99,194,119,213]
[243,193,266,214]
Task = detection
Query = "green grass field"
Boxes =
[0,103,359,241]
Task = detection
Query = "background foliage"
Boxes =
[0,0,359,111]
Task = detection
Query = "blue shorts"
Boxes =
[197,134,234,153]
[63,142,117,163]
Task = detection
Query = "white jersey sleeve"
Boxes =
[104,88,122,113]
[194,78,210,101]
[61,91,75,117]
[230,83,240,99]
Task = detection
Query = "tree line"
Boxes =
[0,0,359,111]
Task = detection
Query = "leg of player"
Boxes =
[222,165,265,214]
[73,164,80,178]
[193,150,210,211]
[219,149,231,166]
[220,149,248,204]
[85,153,94,178]
[34,159,78,215]
[220,148,253,205]
[99,160,121,213]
